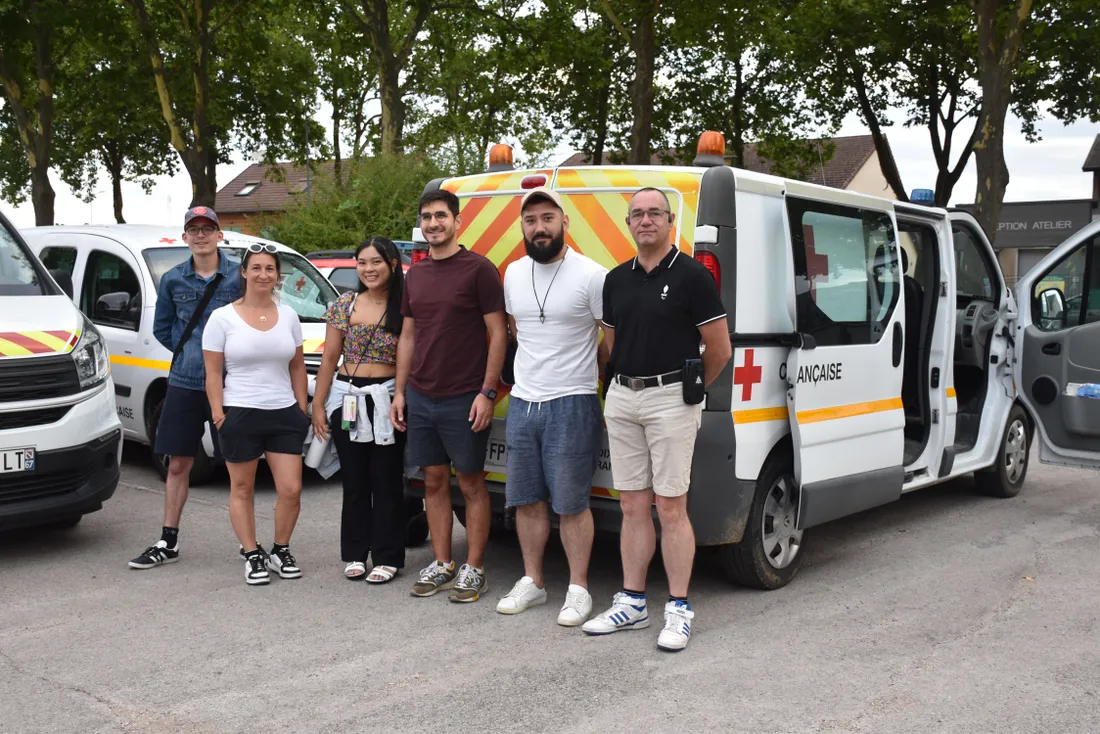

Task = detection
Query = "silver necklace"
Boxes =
[531,251,567,324]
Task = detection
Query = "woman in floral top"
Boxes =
[312,237,407,582]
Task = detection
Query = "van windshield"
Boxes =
[0,222,54,296]
[143,246,338,323]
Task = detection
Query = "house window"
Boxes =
[236,182,260,196]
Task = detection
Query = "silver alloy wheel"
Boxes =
[1004,418,1028,484]
[762,475,803,569]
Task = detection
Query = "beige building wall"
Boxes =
[845,153,897,200]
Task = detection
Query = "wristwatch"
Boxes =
[480,388,498,400]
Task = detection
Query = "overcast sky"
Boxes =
[4,110,1097,231]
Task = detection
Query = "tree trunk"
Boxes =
[104,140,126,223]
[377,57,404,157]
[591,84,609,165]
[850,63,908,201]
[971,0,1033,243]
[333,104,342,188]
[627,0,658,165]
[30,163,55,226]
[728,57,746,168]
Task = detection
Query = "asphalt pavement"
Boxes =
[2,444,1099,733]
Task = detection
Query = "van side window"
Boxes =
[951,226,996,301]
[1032,236,1100,332]
[39,246,77,277]
[82,251,142,331]
[786,197,899,346]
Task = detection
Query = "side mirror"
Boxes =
[50,269,74,300]
[1037,287,1066,330]
[95,291,130,318]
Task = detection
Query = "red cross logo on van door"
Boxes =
[803,225,828,302]
[733,349,763,401]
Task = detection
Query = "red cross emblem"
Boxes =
[803,225,828,302]
[733,348,763,401]
[159,237,176,243]
[294,276,306,291]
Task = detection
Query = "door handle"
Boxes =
[892,322,903,367]
[1042,342,1061,356]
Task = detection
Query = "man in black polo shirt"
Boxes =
[581,187,731,652]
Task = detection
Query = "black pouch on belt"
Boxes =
[682,359,705,405]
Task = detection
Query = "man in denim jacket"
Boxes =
[129,207,241,570]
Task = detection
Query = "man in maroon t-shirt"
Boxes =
[392,189,507,603]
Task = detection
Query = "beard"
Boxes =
[524,229,565,263]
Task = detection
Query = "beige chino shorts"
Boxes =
[603,380,703,497]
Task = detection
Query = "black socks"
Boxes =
[161,527,179,547]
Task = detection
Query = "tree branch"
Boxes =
[598,0,632,46]
[849,57,908,201]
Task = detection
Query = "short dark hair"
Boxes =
[629,187,672,212]
[419,189,460,218]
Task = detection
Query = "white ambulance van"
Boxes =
[407,133,1100,590]
[20,225,338,484]
[0,210,122,531]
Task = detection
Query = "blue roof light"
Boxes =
[910,188,935,204]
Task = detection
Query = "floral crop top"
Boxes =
[324,291,399,366]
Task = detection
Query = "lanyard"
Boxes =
[341,291,387,377]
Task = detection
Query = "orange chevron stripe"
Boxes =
[470,196,523,259]
[457,196,492,237]
[567,194,638,265]
[0,331,70,355]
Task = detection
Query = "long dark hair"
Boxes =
[239,249,281,299]
[356,237,404,335]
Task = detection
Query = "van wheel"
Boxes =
[405,497,429,547]
[975,405,1030,498]
[149,399,216,486]
[718,451,805,590]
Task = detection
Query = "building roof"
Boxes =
[214,161,336,214]
[559,134,880,190]
[1083,134,1100,172]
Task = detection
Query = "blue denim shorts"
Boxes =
[505,394,602,515]
[406,387,491,474]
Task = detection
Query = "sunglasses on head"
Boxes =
[246,243,278,254]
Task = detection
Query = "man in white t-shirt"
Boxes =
[495,187,608,626]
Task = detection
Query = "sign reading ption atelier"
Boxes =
[957,201,1093,249]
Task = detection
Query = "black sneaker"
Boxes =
[128,540,179,569]
[267,546,301,579]
[244,551,270,585]
[238,543,269,561]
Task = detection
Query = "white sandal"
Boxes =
[366,565,398,584]
[344,561,367,580]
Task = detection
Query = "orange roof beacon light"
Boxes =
[693,130,726,168]
[488,143,514,172]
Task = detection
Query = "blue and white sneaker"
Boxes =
[656,600,694,652]
[581,592,649,635]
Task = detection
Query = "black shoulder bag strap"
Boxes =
[170,272,225,372]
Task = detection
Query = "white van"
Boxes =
[20,225,338,484]
[0,211,123,530]
[408,134,1100,590]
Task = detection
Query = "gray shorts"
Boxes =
[406,387,491,474]
[504,394,602,515]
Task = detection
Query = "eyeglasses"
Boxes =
[628,208,671,223]
[246,243,278,254]
[185,226,219,236]
[419,211,452,223]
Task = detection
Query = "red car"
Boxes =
[309,248,412,294]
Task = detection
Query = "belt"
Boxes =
[614,370,682,390]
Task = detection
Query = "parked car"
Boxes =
[309,245,412,294]
[21,225,338,484]
[1,211,122,531]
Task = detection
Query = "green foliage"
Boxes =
[263,155,444,252]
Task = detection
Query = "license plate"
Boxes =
[1,447,35,473]
[485,436,507,472]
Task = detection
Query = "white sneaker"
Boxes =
[581,592,649,635]
[496,576,547,614]
[656,600,694,652]
[556,584,592,627]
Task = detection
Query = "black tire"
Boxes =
[975,404,1030,498]
[452,506,512,539]
[718,449,805,590]
[404,497,429,547]
[149,399,217,486]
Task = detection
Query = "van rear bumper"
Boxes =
[0,429,121,531]
[403,411,756,546]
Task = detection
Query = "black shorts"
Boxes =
[405,387,490,474]
[154,385,220,459]
[217,405,310,463]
